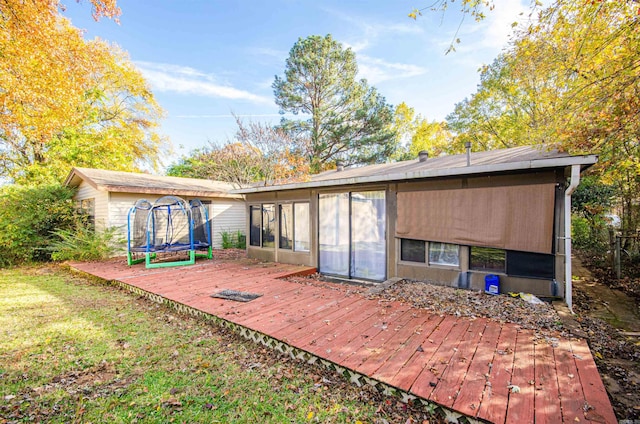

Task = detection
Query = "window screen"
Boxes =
[249,205,261,247]
[400,239,426,263]
[262,204,275,248]
[396,184,556,254]
[507,251,555,279]
[279,204,293,249]
[294,203,310,252]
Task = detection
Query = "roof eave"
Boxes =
[63,167,100,191]
[98,184,244,199]
[232,155,598,194]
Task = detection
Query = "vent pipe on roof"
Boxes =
[336,160,344,172]
[418,151,429,162]
[465,142,472,166]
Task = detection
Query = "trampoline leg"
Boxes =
[195,246,213,260]
[144,250,196,269]
[127,251,146,266]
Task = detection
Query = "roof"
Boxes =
[64,167,243,199]
[234,145,597,194]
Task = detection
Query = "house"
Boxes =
[235,145,596,307]
[64,167,246,249]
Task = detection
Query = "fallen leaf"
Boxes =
[508,384,521,393]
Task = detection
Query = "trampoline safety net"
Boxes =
[127,196,212,268]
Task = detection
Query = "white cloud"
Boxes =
[357,55,427,84]
[452,0,532,52]
[322,6,424,54]
[135,61,271,104]
[250,47,288,60]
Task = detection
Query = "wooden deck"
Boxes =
[70,257,617,424]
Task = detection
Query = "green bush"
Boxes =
[235,230,246,249]
[49,225,125,261]
[572,215,592,250]
[0,184,81,267]
[220,229,246,249]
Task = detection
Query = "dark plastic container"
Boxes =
[485,274,500,295]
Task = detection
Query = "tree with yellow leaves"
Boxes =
[0,0,165,184]
[446,1,640,238]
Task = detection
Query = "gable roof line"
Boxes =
[233,154,598,194]
[64,167,244,199]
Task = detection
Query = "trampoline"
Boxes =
[127,196,212,268]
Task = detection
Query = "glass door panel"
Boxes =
[318,193,350,276]
[351,191,386,280]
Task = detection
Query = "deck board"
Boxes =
[505,329,536,424]
[69,258,618,424]
[427,317,487,408]
[452,319,502,418]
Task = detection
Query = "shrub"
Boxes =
[572,215,592,250]
[49,225,125,261]
[220,230,246,249]
[234,230,246,249]
[0,184,81,267]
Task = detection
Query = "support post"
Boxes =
[615,236,621,280]
[564,165,581,313]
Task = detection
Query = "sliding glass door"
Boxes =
[318,191,386,281]
[318,193,350,276]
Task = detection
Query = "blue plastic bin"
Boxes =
[485,274,500,295]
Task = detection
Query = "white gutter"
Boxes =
[564,164,581,313]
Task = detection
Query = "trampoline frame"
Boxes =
[127,196,213,268]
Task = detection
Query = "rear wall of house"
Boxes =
[246,169,568,298]
[211,199,246,248]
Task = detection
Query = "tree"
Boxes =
[409,0,499,53]
[167,116,309,187]
[1,0,165,184]
[446,54,540,152]
[0,184,81,266]
[445,1,640,239]
[391,102,453,160]
[273,34,396,172]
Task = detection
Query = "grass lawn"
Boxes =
[0,266,431,423]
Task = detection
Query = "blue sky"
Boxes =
[63,0,530,169]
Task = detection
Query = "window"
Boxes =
[429,242,459,267]
[253,202,309,251]
[400,239,426,263]
[262,204,275,248]
[279,203,310,252]
[294,203,310,252]
[75,198,95,227]
[249,206,261,247]
[470,247,506,273]
[279,204,293,249]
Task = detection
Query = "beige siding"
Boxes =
[106,193,246,250]
[74,181,109,231]
[211,200,246,248]
[108,193,154,240]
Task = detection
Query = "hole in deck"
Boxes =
[211,289,263,302]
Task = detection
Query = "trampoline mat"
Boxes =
[210,289,263,302]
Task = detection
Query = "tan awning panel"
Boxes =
[396,183,556,254]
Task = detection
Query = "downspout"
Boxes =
[564,164,581,312]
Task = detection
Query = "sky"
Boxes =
[62,0,532,169]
